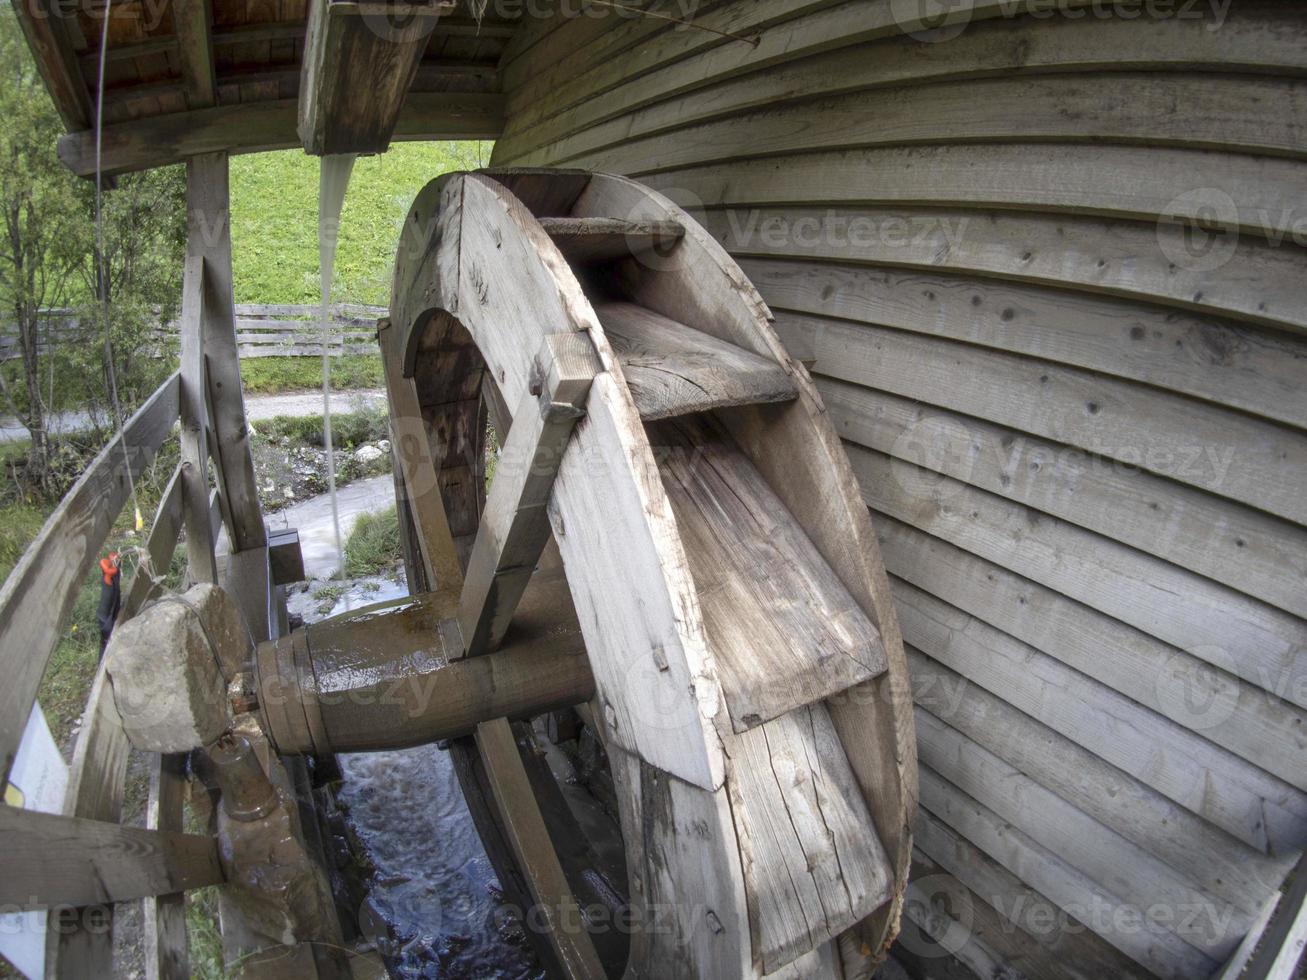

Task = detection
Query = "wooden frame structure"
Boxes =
[5,1,1307,978]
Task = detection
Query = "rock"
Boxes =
[353,444,385,466]
[104,583,253,753]
[378,439,391,454]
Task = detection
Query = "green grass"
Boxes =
[239,354,384,394]
[0,502,48,584]
[229,142,491,307]
[256,407,389,451]
[186,887,226,980]
[344,506,401,577]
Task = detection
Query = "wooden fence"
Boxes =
[232,303,386,357]
[0,303,387,361]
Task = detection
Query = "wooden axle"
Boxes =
[252,569,595,755]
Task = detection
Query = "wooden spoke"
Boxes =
[474,718,607,980]
[458,332,602,659]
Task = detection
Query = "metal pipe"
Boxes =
[253,573,595,755]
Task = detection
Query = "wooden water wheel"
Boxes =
[382,168,917,980]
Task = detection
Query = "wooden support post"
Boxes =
[298,0,455,155]
[458,332,601,658]
[144,754,190,980]
[474,717,606,980]
[180,254,218,585]
[378,317,464,594]
[186,152,266,552]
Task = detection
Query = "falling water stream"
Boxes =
[318,153,356,599]
[315,157,542,978]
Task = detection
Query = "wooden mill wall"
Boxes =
[492,3,1307,978]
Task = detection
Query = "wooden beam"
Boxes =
[179,254,218,585]
[186,153,266,551]
[0,805,224,910]
[58,92,505,177]
[78,22,307,72]
[474,718,606,980]
[298,0,456,155]
[12,0,92,130]
[173,0,217,109]
[119,465,184,621]
[458,332,601,659]
[0,372,179,786]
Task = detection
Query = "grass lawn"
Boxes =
[229,142,490,308]
[240,353,384,394]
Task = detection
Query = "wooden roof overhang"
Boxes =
[13,0,515,177]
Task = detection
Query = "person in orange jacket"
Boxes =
[97,552,121,657]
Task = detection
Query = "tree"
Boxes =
[0,4,83,491]
[0,6,185,494]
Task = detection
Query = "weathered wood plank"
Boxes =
[580,73,1307,179]
[510,6,1307,169]
[817,379,1307,623]
[538,216,684,265]
[850,443,1307,718]
[779,311,1307,529]
[58,92,505,178]
[641,143,1307,240]
[566,172,916,957]
[174,0,217,109]
[474,717,606,980]
[918,765,1218,979]
[596,302,796,421]
[11,0,92,130]
[912,816,1154,980]
[916,708,1251,959]
[907,650,1290,917]
[144,754,189,980]
[1231,853,1307,980]
[750,258,1307,427]
[652,415,886,732]
[0,371,178,784]
[885,552,1307,856]
[723,703,893,973]
[0,805,223,909]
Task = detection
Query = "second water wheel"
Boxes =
[381,168,917,979]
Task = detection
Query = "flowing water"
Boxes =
[300,581,542,979]
[318,153,357,596]
[313,160,541,977]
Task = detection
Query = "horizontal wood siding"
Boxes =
[496,2,1307,977]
